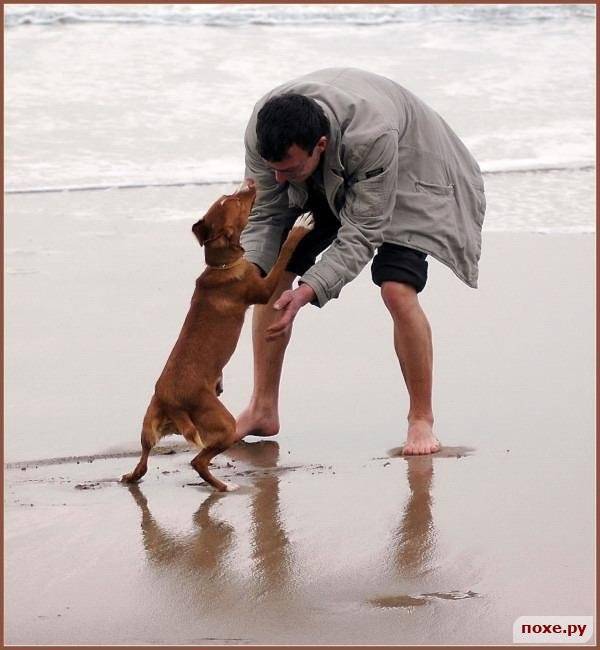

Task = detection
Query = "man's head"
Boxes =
[256,93,330,184]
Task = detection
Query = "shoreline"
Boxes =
[6,161,596,196]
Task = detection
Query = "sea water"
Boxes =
[6,3,596,232]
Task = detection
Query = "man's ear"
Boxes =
[315,135,328,154]
[192,218,209,246]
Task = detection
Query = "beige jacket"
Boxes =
[241,68,486,306]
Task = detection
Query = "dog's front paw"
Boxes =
[223,481,240,492]
[292,212,315,232]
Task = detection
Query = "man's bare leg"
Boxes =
[380,281,440,455]
[235,271,297,441]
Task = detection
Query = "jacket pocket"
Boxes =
[415,180,455,197]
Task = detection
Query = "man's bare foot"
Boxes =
[234,404,280,442]
[402,419,440,455]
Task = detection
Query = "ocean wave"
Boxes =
[5,179,239,195]
[5,4,595,29]
[480,159,596,175]
[5,159,595,196]
[483,225,595,235]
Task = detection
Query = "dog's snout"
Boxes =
[236,178,256,194]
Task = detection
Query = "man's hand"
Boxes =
[265,283,316,341]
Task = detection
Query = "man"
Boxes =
[235,68,485,455]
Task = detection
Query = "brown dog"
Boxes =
[121,179,314,491]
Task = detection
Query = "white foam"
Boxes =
[5,179,239,195]
[5,4,595,28]
[5,155,595,197]
[480,158,595,174]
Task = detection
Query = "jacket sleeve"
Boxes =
[300,131,398,306]
[239,127,300,273]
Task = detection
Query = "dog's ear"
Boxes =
[192,219,209,246]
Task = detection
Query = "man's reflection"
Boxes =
[391,455,436,576]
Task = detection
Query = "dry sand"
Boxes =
[4,186,596,644]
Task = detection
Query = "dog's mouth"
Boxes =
[235,178,256,194]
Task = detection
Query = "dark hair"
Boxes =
[256,93,330,162]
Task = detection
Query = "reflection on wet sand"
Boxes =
[126,440,294,608]
[226,441,293,594]
[392,456,436,576]
[368,456,436,609]
[128,486,235,576]
[127,442,478,622]
[371,454,480,608]
[128,448,437,589]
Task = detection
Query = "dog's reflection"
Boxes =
[128,487,235,576]
[126,440,292,598]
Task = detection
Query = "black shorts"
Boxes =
[282,190,428,293]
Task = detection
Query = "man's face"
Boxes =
[265,137,328,184]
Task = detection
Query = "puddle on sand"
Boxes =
[422,590,481,600]
[369,590,481,609]
[369,595,429,608]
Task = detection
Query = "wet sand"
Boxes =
[5,186,596,644]
[5,437,595,645]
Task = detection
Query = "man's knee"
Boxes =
[380,281,419,315]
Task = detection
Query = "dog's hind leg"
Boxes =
[189,398,239,492]
[191,443,234,492]
[121,424,156,483]
[121,400,162,483]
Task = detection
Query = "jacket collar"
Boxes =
[315,99,344,175]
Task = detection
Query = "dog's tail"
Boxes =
[172,411,205,450]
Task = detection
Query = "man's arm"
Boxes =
[265,132,398,339]
[265,282,316,340]
[300,131,399,306]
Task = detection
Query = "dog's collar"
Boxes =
[206,257,245,271]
